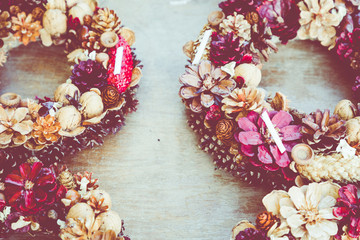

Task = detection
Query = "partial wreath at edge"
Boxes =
[0,0,142,239]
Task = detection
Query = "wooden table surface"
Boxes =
[0,0,355,239]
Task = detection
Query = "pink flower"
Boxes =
[333,184,360,238]
[236,110,302,171]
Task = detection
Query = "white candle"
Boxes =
[192,30,212,65]
[261,111,286,154]
[114,46,124,75]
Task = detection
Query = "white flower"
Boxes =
[263,182,340,240]
[297,0,346,48]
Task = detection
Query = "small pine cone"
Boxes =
[215,119,236,146]
[81,31,104,52]
[256,211,277,231]
[122,85,139,114]
[58,169,76,190]
[92,8,122,35]
[31,7,44,21]
[219,13,251,41]
[36,143,65,165]
[0,11,11,38]
[301,109,346,154]
[101,85,121,108]
[245,11,260,25]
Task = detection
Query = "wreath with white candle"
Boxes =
[0,0,142,238]
[180,0,360,190]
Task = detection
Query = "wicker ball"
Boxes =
[101,85,121,108]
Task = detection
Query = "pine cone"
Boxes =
[92,8,122,35]
[219,0,262,16]
[301,109,346,154]
[215,119,236,146]
[219,13,251,41]
[58,169,76,190]
[11,12,41,46]
[81,30,104,52]
[258,0,301,44]
[101,110,125,134]
[210,31,250,67]
[70,59,108,93]
[101,85,121,109]
[236,160,292,190]
[0,11,11,38]
[249,18,278,61]
[221,87,269,121]
[256,211,277,231]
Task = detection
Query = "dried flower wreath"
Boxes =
[0,0,142,238]
[180,0,360,239]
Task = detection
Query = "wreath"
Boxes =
[180,0,360,239]
[0,0,142,238]
[180,0,360,189]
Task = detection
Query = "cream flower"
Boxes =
[0,106,33,148]
[263,182,340,240]
[297,0,346,48]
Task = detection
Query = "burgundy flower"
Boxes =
[236,110,302,171]
[4,162,64,214]
[354,75,360,101]
[205,105,221,122]
[68,16,81,31]
[4,212,30,233]
[333,184,360,238]
[258,0,301,44]
[219,0,263,16]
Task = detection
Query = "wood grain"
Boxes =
[0,0,355,239]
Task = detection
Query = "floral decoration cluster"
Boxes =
[0,0,142,238]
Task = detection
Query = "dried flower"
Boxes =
[219,13,251,42]
[333,184,360,238]
[297,0,346,48]
[5,162,66,214]
[258,0,301,44]
[31,114,61,146]
[263,182,340,239]
[11,12,41,46]
[71,59,108,93]
[210,32,252,67]
[179,60,236,113]
[301,109,346,154]
[0,106,33,148]
[236,110,302,172]
[221,87,268,120]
